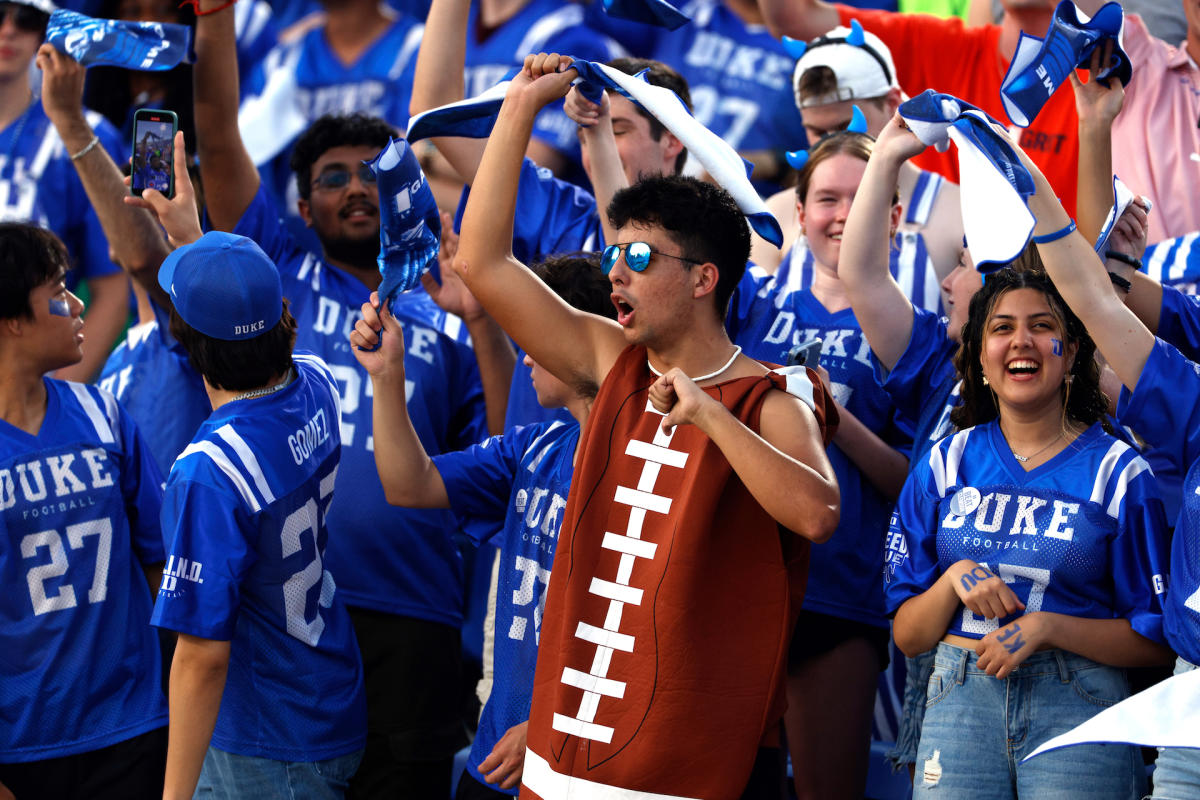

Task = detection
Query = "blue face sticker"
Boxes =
[48,296,71,317]
[1051,338,1063,356]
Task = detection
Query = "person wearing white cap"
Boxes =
[752,20,964,303]
[150,231,367,800]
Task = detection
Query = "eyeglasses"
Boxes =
[600,241,702,275]
[0,3,49,33]
[311,164,377,191]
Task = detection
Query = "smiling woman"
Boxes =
[885,267,1173,797]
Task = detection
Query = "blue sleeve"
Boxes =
[1109,459,1169,644]
[1116,338,1200,473]
[434,427,528,546]
[883,452,943,616]
[152,481,255,640]
[874,306,956,428]
[1156,285,1200,363]
[454,158,600,265]
[725,265,772,346]
[118,405,166,565]
[232,183,308,278]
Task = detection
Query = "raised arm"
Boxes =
[351,293,451,508]
[409,0,486,183]
[756,0,839,43]
[454,54,626,390]
[838,114,917,371]
[193,0,260,232]
[563,85,626,246]
[39,45,173,306]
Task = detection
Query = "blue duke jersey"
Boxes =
[0,103,127,289]
[152,355,366,760]
[464,0,624,170]
[885,421,1168,646]
[98,301,210,477]
[1,380,166,762]
[244,15,425,239]
[434,420,579,794]
[731,286,909,626]
[235,185,486,624]
[651,0,807,192]
[1117,339,1200,667]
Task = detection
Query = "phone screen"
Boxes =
[131,114,174,196]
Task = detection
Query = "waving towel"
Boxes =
[1092,175,1135,255]
[1024,666,1200,761]
[600,0,690,31]
[371,138,442,307]
[406,70,517,143]
[1001,1,1129,128]
[900,90,1035,270]
[572,59,783,247]
[46,9,195,71]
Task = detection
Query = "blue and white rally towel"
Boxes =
[1093,175,1135,256]
[46,9,195,71]
[600,0,690,31]
[899,90,1035,271]
[1000,1,1129,128]
[406,70,516,143]
[369,138,442,307]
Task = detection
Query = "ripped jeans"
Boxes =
[913,642,1144,799]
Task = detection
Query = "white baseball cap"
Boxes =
[788,19,900,110]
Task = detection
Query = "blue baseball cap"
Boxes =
[159,232,283,341]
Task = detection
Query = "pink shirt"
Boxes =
[1112,16,1200,244]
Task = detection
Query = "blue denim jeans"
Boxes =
[914,643,1144,799]
[888,649,937,770]
[1148,657,1200,800]
[194,746,364,799]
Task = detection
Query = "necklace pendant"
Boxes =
[1013,453,1028,463]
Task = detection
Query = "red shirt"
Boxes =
[839,6,1079,217]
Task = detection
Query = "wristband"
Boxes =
[1032,219,1076,244]
[1104,250,1142,271]
[69,135,100,161]
[1108,272,1132,294]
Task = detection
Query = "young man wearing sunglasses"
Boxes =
[454,53,842,800]
[191,4,491,796]
[0,0,129,383]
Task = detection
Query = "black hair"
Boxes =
[950,268,1108,431]
[530,252,616,320]
[290,113,396,201]
[170,299,298,391]
[606,175,749,319]
[605,57,691,175]
[0,223,71,321]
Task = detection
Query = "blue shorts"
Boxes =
[1149,656,1200,800]
[914,642,1144,799]
[194,746,363,799]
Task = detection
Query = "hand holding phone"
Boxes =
[131,109,178,199]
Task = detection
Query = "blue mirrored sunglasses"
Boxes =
[312,164,377,191]
[600,242,702,275]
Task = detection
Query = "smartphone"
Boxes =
[131,109,178,198]
[787,338,823,368]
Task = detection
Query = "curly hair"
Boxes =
[950,268,1108,431]
[290,113,396,201]
[606,175,749,319]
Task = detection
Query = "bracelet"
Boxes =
[1104,249,1142,270]
[1108,271,1132,294]
[1032,219,1076,244]
[69,135,100,161]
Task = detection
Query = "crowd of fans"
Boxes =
[2,0,1199,798]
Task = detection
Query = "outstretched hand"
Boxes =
[351,291,407,379]
[36,44,87,126]
[1068,41,1124,125]
[123,130,202,247]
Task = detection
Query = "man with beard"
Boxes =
[190,3,488,796]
